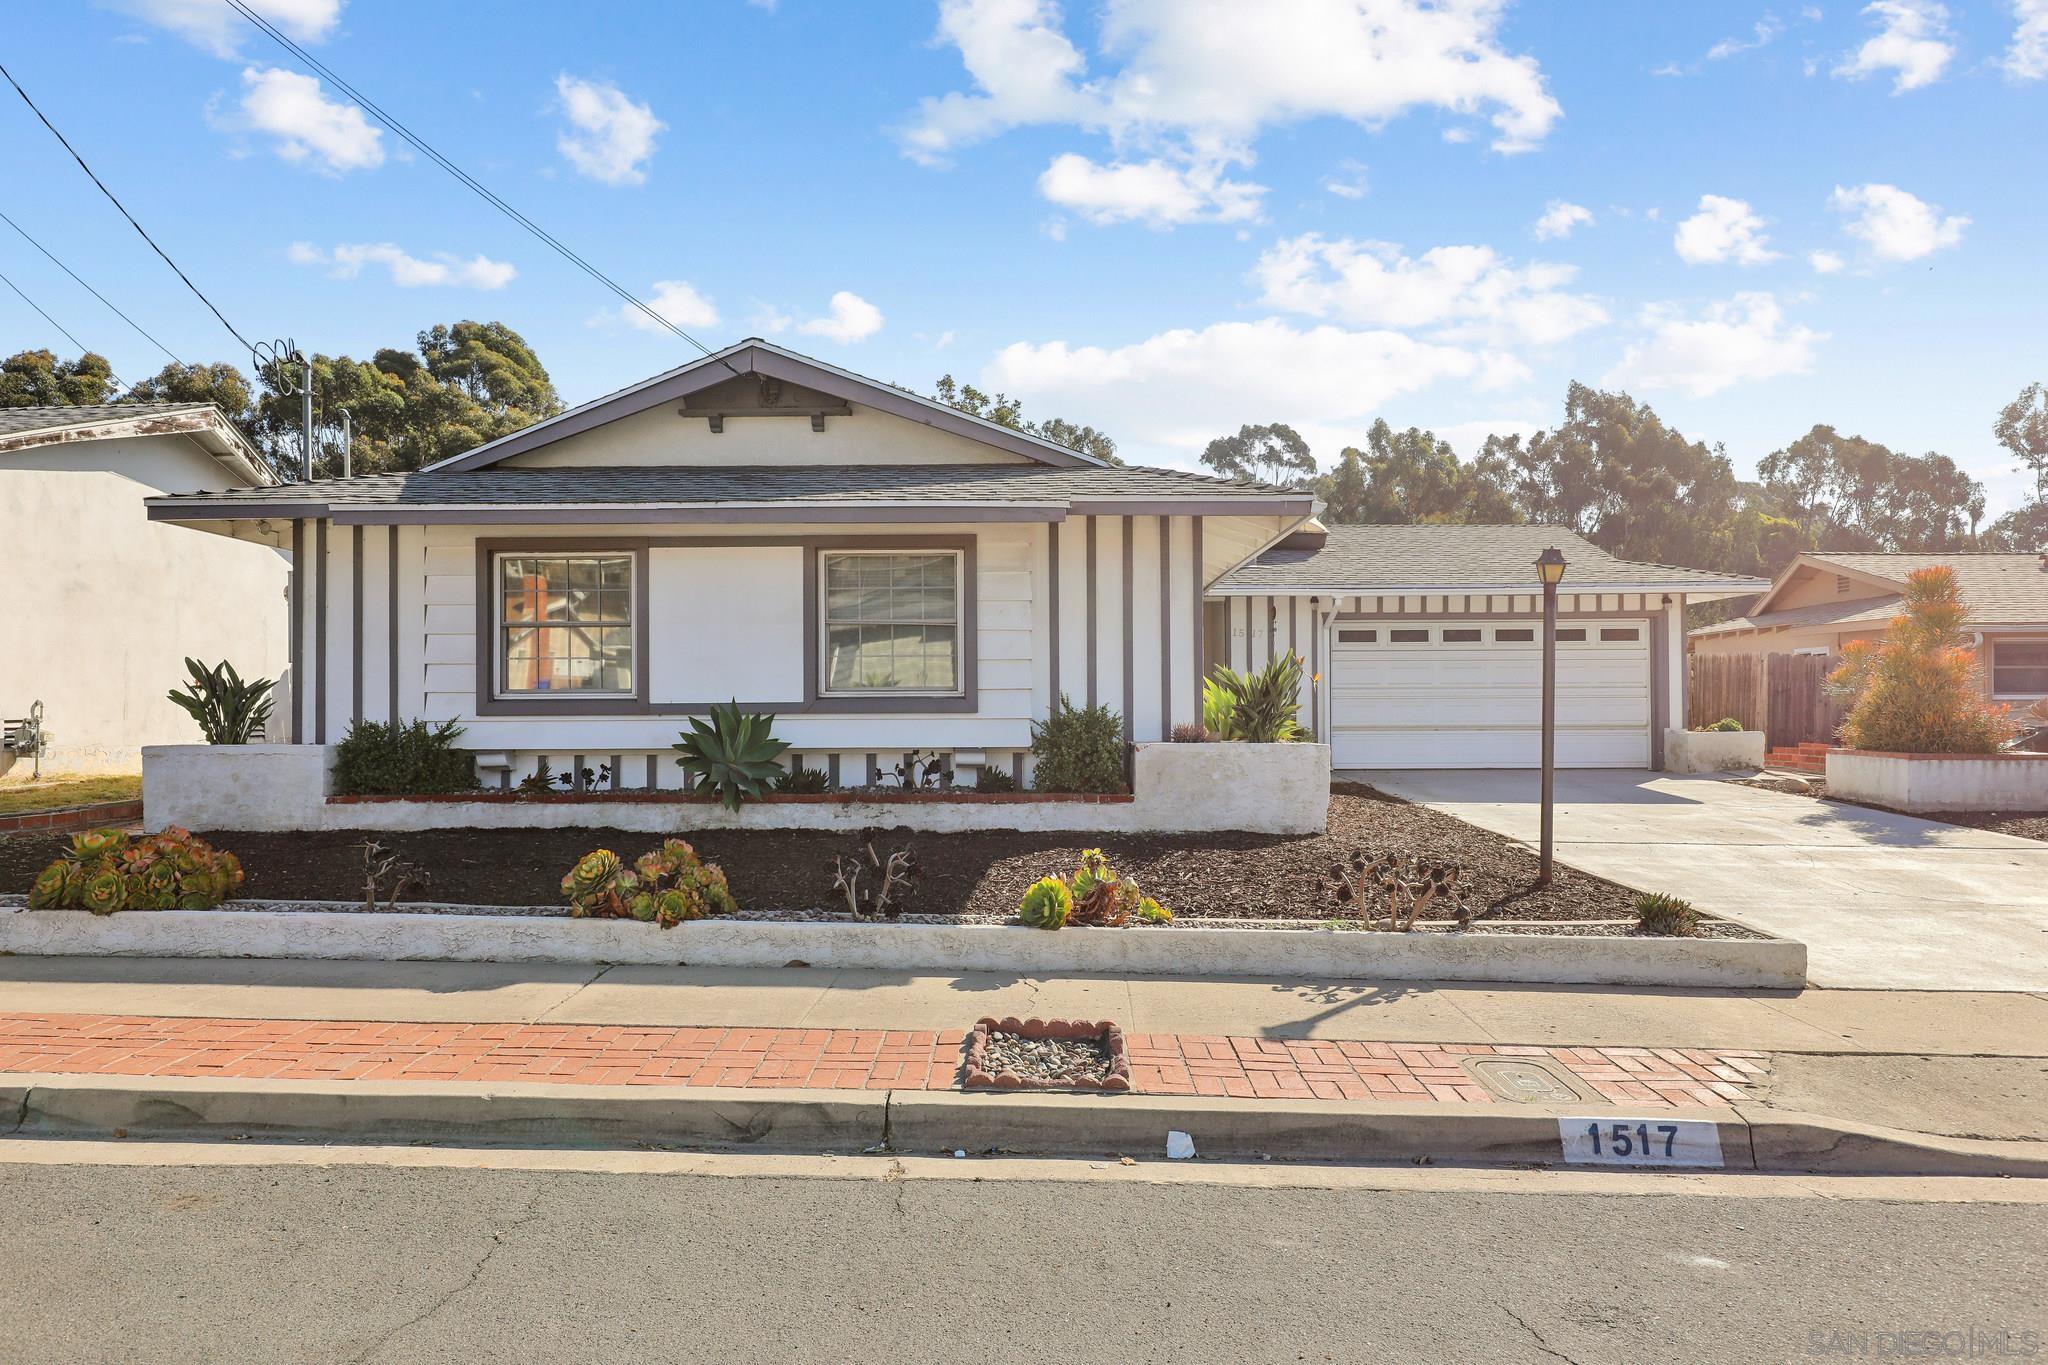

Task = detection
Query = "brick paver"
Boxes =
[0,1014,1767,1106]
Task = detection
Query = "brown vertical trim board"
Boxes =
[1310,600,1322,740]
[1190,517,1205,722]
[1158,515,1172,736]
[1120,516,1134,747]
[1650,612,1669,771]
[1084,516,1098,708]
[387,526,400,722]
[1047,523,1061,707]
[314,518,329,744]
[350,524,364,727]
[289,518,304,742]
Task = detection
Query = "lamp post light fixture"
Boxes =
[1534,547,1568,886]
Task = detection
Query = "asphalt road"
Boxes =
[3,1154,2043,1364]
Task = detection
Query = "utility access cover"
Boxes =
[1462,1057,1589,1104]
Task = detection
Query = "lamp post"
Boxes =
[1535,547,1568,886]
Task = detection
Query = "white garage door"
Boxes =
[1329,620,1651,769]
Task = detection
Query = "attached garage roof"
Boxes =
[1215,523,1767,597]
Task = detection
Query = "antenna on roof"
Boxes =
[253,337,314,482]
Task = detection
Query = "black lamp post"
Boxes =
[1535,547,1568,886]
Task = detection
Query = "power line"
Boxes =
[0,266,127,389]
[0,61,254,356]
[223,0,734,371]
[0,208,184,367]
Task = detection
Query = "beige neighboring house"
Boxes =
[1690,551,2048,704]
[0,403,289,776]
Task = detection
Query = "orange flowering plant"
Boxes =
[1827,566,2016,755]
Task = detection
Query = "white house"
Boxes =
[1,403,288,776]
[143,340,1764,800]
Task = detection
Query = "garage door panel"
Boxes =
[1329,620,1651,770]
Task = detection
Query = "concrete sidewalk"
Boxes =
[1355,768,2048,991]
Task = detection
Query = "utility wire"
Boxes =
[224,0,735,371]
[0,266,127,389]
[0,208,184,367]
[0,61,253,356]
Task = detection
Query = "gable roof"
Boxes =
[0,402,274,486]
[1214,523,1768,598]
[1715,550,2048,634]
[421,338,1107,473]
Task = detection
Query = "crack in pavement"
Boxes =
[1501,1303,1581,1364]
[346,1185,547,1362]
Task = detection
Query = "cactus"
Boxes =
[1019,876,1072,930]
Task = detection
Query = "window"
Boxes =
[821,551,961,694]
[1337,628,1377,643]
[1554,627,1587,642]
[1441,627,1483,643]
[1495,627,1535,643]
[1600,627,1641,642]
[1390,628,1430,643]
[1993,641,2048,697]
[497,552,634,696]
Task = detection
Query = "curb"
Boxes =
[5,1074,2044,1178]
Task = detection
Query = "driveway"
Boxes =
[1349,769,2048,991]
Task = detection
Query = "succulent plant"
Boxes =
[653,888,698,927]
[72,828,129,862]
[565,839,735,926]
[562,849,622,906]
[672,701,791,811]
[1134,896,1171,924]
[27,862,69,909]
[1019,876,1072,930]
[82,868,127,916]
[28,828,241,917]
[1634,891,1701,937]
[627,891,658,922]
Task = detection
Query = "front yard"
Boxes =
[0,774,140,817]
[0,783,1639,923]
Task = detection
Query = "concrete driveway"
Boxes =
[1349,769,2048,991]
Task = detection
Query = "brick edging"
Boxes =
[0,799,143,835]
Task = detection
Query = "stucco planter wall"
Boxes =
[1824,750,2048,814]
[140,741,1331,835]
[0,905,1804,989]
[1664,729,1766,774]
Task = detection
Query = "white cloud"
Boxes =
[1321,159,1370,199]
[1808,248,1846,273]
[1533,200,1593,240]
[1673,194,1779,265]
[1037,153,1264,226]
[1829,182,1967,261]
[1833,0,1954,92]
[232,66,382,174]
[1605,292,1824,397]
[796,291,884,344]
[1252,233,1606,347]
[985,317,1498,462]
[106,0,341,58]
[554,75,664,186]
[618,280,719,334]
[288,241,514,289]
[2004,0,2048,78]
[1707,15,1785,60]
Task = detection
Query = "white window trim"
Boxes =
[1990,639,2048,700]
[817,548,967,699]
[492,549,638,702]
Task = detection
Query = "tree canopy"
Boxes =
[932,374,1119,464]
[0,349,118,406]
[1199,422,1315,486]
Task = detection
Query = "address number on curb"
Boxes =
[1557,1118,1725,1168]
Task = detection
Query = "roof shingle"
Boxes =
[1218,523,1765,593]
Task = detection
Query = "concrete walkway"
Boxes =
[1352,769,2048,991]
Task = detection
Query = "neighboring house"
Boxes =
[1215,523,1764,769]
[0,403,288,776]
[1690,551,2048,704]
[144,340,1763,786]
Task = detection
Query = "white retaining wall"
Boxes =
[1663,729,1766,774]
[1825,750,2048,814]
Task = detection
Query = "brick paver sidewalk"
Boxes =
[0,1014,1768,1106]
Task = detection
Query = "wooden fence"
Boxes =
[1688,652,1846,748]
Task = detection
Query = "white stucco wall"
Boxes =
[0,436,289,775]
[1825,751,2048,813]
[1663,728,1766,774]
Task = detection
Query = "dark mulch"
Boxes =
[0,785,1637,922]
[1903,809,2048,842]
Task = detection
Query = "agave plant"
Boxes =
[672,701,791,812]
[167,657,276,745]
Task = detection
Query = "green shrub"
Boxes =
[1633,891,1701,937]
[774,765,832,794]
[973,766,1017,793]
[1028,695,1126,793]
[167,657,275,745]
[1019,876,1072,930]
[1700,717,1744,733]
[332,719,478,796]
[673,701,790,811]
[1201,654,1306,742]
[1830,566,2016,754]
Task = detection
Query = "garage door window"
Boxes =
[1337,628,1377,643]
[1442,628,1482,643]
[1993,641,2048,697]
[1554,628,1586,642]
[1495,627,1535,642]
[1600,627,1641,643]
[1390,628,1430,643]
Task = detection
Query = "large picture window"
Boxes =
[497,552,635,696]
[1992,640,2048,697]
[821,551,961,694]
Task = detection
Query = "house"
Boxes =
[1215,523,1765,769]
[143,340,1764,795]
[0,403,288,776]
[1690,551,2048,704]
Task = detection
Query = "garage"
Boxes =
[1327,619,1652,769]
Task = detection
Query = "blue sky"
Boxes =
[4,1,2044,513]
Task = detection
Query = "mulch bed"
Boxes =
[1896,809,2048,842]
[0,784,1638,923]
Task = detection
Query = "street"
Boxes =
[2,1144,2041,1364]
